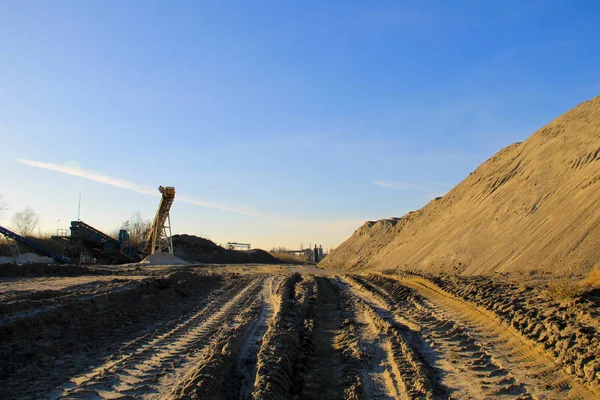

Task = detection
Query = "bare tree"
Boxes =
[0,194,7,219]
[123,212,152,246]
[12,207,40,237]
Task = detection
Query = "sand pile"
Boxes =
[140,253,189,265]
[321,95,600,275]
[0,253,55,264]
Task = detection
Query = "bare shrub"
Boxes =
[545,279,584,300]
[0,194,7,219]
[122,212,152,246]
[12,207,40,237]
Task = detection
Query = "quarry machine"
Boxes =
[51,221,138,264]
[0,225,70,264]
[142,186,176,257]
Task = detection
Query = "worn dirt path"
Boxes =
[350,274,599,400]
[2,267,598,400]
[400,276,597,400]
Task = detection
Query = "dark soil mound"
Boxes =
[172,234,280,264]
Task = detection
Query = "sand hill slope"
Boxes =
[320,96,600,275]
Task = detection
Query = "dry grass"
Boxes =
[544,264,600,299]
[545,279,584,300]
[582,265,600,289]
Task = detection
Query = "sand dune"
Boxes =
[320,95,600,276]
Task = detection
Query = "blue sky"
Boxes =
[1,1,599,250]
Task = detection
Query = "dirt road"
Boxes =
[0,266,598,399]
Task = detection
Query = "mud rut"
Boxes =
[4,272,598,400]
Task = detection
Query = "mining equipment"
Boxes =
[0,225,70,265]
[50,185,175,263]
[276,248,314,261]
[51,220,138,264]
[3,185,176,265]
[142,186,176,257]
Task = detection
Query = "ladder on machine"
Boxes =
[8,239,22,265]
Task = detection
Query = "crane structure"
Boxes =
[142,186,176,257]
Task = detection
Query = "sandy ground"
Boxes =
[320,96,600,277]
[0,265,599,399]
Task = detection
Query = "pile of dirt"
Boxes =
[0,253,55,264]
[321,95,600,275]
[172,234,280,264]
[139,252,189,265]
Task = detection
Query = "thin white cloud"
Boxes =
[17,159,265,217]
[18,159,159,196]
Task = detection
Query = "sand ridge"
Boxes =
[320,95,600,276]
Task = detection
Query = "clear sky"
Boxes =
[1,1,599,250]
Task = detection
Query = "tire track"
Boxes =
[237,275,284,399]
[360,274,597,399]
[338,276,445,400]
[300,276,362,400]
[347,274,530,399]
[252,273,313,400]
[51,276,263,399]
[400,276,599,400]
[166,287,264,399]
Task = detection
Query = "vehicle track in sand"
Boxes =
[355,274,598,400]
[400,277,600,400]
[300,276,349,399]
[337,276,445,400]
[237,275,284,399]
[9,268,599,400]
[49,276,265,399]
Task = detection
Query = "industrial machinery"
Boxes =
[51,221,138,264]
[3,185,176,265]
[0,225,70,264]
[227,242,251,250]
[277,248,315,261]
[142,186,176,257]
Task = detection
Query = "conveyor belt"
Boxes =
[0,225,70,264]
